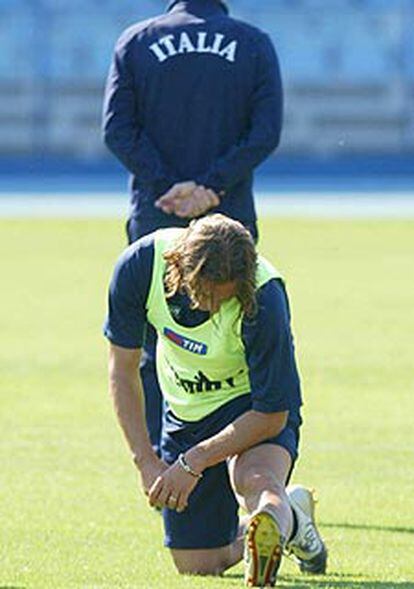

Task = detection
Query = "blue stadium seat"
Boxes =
[0,0,413,156]
[0,0,411,84]
[48,13,112,80]
[0,9,36,79]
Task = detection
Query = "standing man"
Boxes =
[104,215,327,586]
[103,0,283,241]
[102,0,283,463]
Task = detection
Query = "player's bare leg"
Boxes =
[167,445,284,575]
[229,444,293,586]
[170,534,244,576]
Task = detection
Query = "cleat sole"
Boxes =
[244,512,282,587]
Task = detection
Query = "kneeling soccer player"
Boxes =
[104,214,327,586]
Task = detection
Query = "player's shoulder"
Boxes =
[242,278,290,346]
[257,277,287,304]
[225,15,275,50]
[115,16,161,50]
[249,278,290,326]
[115,233,155,274]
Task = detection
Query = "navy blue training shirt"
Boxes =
[104,234,302,421]
[103,0,283,229]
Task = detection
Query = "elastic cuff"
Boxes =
[195,176,226,197]
[103,332,143,349]
[251,402,290,414]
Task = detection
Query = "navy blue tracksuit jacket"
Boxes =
[103,0,283,234]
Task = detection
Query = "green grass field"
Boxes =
[1,217,413,589]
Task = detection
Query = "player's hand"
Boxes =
[137,455,168,497]
[174,186,220,218]
[148,461,200,513]
[155,181,197,214]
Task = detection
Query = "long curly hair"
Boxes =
[163,214,258,317]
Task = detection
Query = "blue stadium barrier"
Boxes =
[0,0,413,172]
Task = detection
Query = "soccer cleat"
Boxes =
[285,485,328,574]
[244,510,283,587]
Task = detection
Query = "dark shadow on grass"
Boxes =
[224,572,364,581]
[223,574,414,588]
[278,579,414,589]
[321,522,414,535]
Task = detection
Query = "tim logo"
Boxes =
[164,328,208,356]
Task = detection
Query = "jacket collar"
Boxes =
[167,0,229,17]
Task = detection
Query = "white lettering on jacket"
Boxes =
[149,31,238,64]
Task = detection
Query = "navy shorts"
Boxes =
[160,394,301,549]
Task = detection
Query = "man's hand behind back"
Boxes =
[156,182,220,218]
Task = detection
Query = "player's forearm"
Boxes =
[108,361,155,467]
[185,409,288,474]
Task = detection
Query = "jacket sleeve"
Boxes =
[102,37,178,194]
[196,33,283,194]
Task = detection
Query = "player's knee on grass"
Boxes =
[170,547,232,576]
